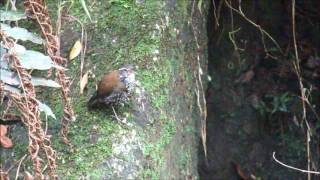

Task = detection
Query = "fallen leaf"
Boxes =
[80,71,89,95]
[236,70,254,84]
[0,125,7,136]
[69,40,82,60]
[0,172,9,180]
[235,164,249,180]
[0,125,13,148]
[0,136,13,148]
[36,100,57,119]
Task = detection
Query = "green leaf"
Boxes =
[1,69,61,88]
[1,23,43,44]
[1,45,9,68]
[2,43,63,70]
[279,105,288,112]
[0,10,26,21]
[197,0,203,14]
[0,69,20,86]
[3,84,21,95]
[36,100,56,119]
[0,60,9,69]
[80,0,93,22]
[0,45,6,55]
[9,43,26,54]
[1,42,27,54]
[31,77,61,88]
[17,50,55,70]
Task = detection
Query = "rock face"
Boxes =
[72,0,208,179]
[98,1,210,179]
[1,1,209,179]
[154,1,209,179]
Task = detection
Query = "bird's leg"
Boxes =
[111,105,125,124]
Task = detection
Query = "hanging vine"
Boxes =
[1,32,57,179]
[0,0,75,178]
[24,0,75,150]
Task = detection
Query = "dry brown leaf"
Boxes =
[24,171,34,180]
[0,172,9,180]
[69,40,82,60]
[235,164,249,180]
[0,125,12,148]
[0,136,13,148]
[236,70,254,84]
[0,125,7,136]
[80,71,89,95]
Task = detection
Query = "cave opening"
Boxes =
[198,0,320,179]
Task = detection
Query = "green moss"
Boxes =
[177,149,192,171]
[52,0,170,178]
[177,0,189,19]
[140,114,177,179]
[11,142,28,158]
[3,0,181,178]
[49,80,123,176]
[138,60,171,109]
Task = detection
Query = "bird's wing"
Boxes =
[97,71,119,96]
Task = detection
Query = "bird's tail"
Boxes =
[87,94,100,109]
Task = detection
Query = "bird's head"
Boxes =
[119,65,135,89]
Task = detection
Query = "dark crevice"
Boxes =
[198,0,320,179]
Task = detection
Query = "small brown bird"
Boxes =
[87,65,135,109]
